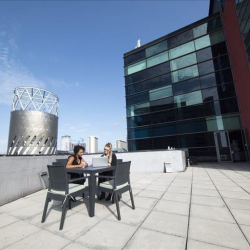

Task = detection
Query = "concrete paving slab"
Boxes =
[191,204,235,224]
[142,210,188,238]
[124,228,186,250]
[187,239,234,250]
[171,182,192,188]
[192,188,220,197]
[191,195,226,207]
[0,198,37,213]
[23,192,48,204]
[192,180,213,185]
[145,184,168,192]
[161,192,190,203]
[0,220,41,249]
[136,179,154,185]
[131,183,148,189]
[0,213,20,229]
[46,212,100,240]
[9,202,45,220]
[192,184,216,190]
[240,225,250,243]
[62,242,92,250]
[27,204,76,229]
[132,196,158,210]
[231,209,250,226]
[215,185,243,192]
[106,206,150,226]
[137,189,164,199]
[189,217,249,250]
[5,228,70,249]
[219,190,250,200]
[167,187,191,194]
[76,219,137,249]
[154,200,190,216]
[150,180,173,187]
[224,198,250,211]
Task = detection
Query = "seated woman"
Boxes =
[66,145,88,201]
[98,142,117,201]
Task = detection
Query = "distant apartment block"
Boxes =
[116,140,127,150]
[88,136,98,153]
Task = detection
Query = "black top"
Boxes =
[101,153,117,166]
[67,155,82,165]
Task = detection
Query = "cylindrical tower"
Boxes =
[7,87,59,155]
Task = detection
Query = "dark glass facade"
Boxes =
[124,13,247,162]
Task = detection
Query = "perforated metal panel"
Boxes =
[7,87,59,155]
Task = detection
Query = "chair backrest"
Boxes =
[114,161,131,187]
[47,165,68,193]
[117,159,123,163]
[56,159,68,165]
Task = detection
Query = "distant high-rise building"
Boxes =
[88,136,98,153]
[116,140,127,150]
[61,135,71,151]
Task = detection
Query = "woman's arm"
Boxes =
[111,153,117,166]
[66,156,84,169]
[82,158,88,167]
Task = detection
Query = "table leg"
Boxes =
[88,173,96,217]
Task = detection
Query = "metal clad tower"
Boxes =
[7,87,59,155]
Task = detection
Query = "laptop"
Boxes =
[92,157,108,168]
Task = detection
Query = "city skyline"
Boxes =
[0,0,209,153]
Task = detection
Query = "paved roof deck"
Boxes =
[0,162,250,250]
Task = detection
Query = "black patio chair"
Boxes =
[117,159,123,163]
[98,161,135,220]
[41,165,87,230]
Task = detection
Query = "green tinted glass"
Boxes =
[169,41,195,59]
[146,40,168,58]
[127,60,146,75]
[170,53,197,71]
[147,51,169,68]
[174,90,202,108]
[171,65,199,83]
[127,103,150,117]
[149,85,173,101]
[195,35,211,50]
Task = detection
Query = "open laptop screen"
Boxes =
[92,157,108,168]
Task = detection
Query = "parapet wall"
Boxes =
[0,150,186,206]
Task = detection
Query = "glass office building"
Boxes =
[124,10,250,162]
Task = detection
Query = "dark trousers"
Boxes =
[98,170,114,183]
[69,173,85,185]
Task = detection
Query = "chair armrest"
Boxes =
[98,175,115,179]
[68,176,88,183]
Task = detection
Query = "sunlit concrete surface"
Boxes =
[0,162,250,249]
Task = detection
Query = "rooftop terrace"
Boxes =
[1,162,250,250]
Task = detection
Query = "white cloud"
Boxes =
[113,122,119,127]
[0,37,45,105]
[81,123,90,127]
[46,78,82,90]
[0,24,79,106]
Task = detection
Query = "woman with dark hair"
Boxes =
[66,145,88,201]
[66,145,88,170]
[98,142,117,201]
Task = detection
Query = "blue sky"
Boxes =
[0,0,209,153]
